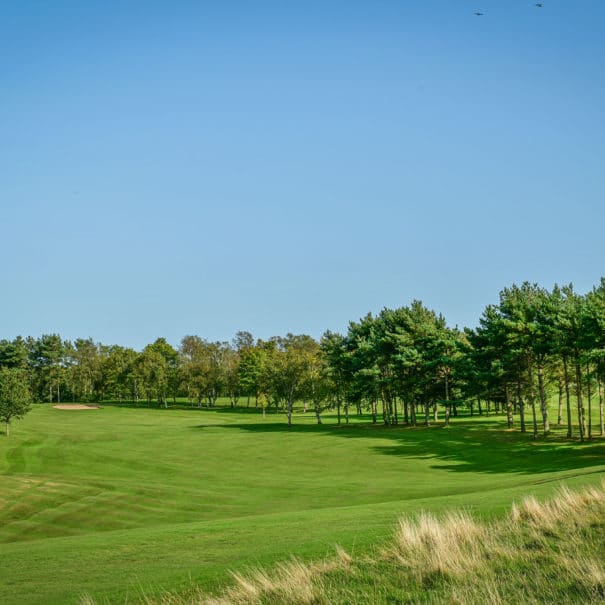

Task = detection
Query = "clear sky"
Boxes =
[1,1,604,349]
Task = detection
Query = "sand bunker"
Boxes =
[52,404,101,410]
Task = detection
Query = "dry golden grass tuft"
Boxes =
[510,482,605,529]
[198,552,353,605]
[386,509,486,581]
[212,559,319,605]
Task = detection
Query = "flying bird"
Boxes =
[474,11,484,16]
[535,2,543,6]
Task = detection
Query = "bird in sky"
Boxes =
[473,4,544,17]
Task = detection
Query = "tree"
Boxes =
[103,345,138,402]
[0,367,31,436]
[321,331,348,424]
[29,334,66,403]
[498,283,549,438]
[224,345,241,408]
[238,341,265,407]
[555,285,588,440]
[180,335,205,405]
[201,341,228,407]
[233,331,254,352]
[0,336,29,369]
[345,314,381,423]
[232,331,254,406]
[147,338,180,405]
[135,348,168,405]
[300,338,327,424]
[585,280,605,436]
[179,336,227,407]
[262,334,318,426]
[466,306,513,425]
[69,338,103,402]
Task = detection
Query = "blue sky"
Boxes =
[1,1,604,349]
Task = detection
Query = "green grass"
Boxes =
[1,401,604,604]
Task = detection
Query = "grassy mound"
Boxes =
[141,483,605,604]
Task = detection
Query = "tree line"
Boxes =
[1,279,605,438]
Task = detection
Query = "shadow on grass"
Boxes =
[60,400,605,478]
[191,417,605,477]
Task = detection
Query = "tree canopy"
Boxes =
[2,278,605,437]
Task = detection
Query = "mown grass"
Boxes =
[1,400,604,604]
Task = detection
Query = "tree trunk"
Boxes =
[598,362,604,436]
[5,421,9,437]
[575,359,585,442]
[527,355,538,440]
[586,361,592,439]
[563,357,572,438]
[505,383,513,429]
[557,377,563,426]
[371,400,377,424]
[517,380,526,433]
[287,393,293,426]
[444,374,451,427]
[599,379,605,436]
[537,364,550,435]
[383,389,394,426]
[424,401,430,426]
[336,398,341,425]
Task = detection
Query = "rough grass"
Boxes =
[131,483,605,604]
[1,400,605,604]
